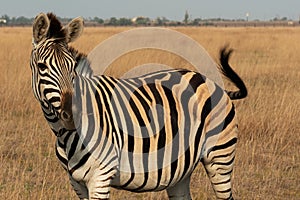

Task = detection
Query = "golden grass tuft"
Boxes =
[0,26,299,199]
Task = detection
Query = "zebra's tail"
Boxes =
[219,46,248,100]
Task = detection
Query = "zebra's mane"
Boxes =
[46,13,66,40]
[76,57,94,77]
[46,13,93,77]
[69,46,94,77]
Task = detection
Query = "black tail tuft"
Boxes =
[219,46,247,100]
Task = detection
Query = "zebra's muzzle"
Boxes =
[60,91,75,130]
[59,110,75,130]
[60,110,72,121]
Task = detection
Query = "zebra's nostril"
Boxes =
[61,110,71,121]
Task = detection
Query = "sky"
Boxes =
[0,0,300,21]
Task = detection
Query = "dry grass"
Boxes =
[0,26,299,199]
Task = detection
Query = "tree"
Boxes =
[94,17,104,24]
[119,18,132,26]
[135,17,150,26]
[156,17,163,26]
[184,10,189,25]
[192,18,202,26]
[108,17,118,26]
[161,17,169,25]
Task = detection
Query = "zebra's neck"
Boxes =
[75,57,94,77]
[68,46,94,77]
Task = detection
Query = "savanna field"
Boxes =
[0,26,299,199]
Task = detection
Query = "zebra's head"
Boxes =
[30,13,84,126]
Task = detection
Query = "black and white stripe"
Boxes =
[30,13,247,200]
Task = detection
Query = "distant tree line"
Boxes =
[0,14,299,27]
[0,14,33,25]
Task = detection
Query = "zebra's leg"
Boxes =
[166,176,192,200]
[69,175,89,200]
[86,176,112,200]
[201,137,237,200]
[86,167,117,200]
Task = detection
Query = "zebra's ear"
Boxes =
[32,13,50,44]
[65,17,84,43]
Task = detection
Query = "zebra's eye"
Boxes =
[37,62,48,71]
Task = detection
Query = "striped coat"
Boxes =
[31,13,247,200]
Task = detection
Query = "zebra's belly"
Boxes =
[110,154,196,192]
[111,172,169,192]
[111,171,187,192]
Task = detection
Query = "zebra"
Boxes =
[30,13,247,200]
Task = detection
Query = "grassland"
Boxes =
[0,26,299,199]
